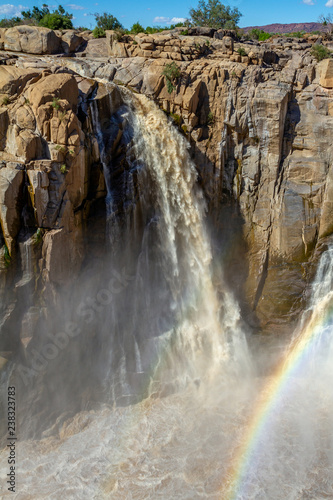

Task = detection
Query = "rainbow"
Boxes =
[224,289,333,500]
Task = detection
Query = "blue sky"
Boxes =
[0,0,332,29]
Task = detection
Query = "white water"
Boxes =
[1,95,333,499]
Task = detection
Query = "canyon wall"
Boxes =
[0,27,333,369]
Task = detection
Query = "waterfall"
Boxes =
[2,86,333,500]
[94,90,251,393]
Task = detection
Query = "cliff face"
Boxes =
[0,28,333,362]
[65,31,333,333]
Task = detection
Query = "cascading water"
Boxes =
[118,92,242,385]
[87,89,249,400]
[1,90,333,500]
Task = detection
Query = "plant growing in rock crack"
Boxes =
[207,111,215,125]
[55,144,67,154]
[33,228,43,245]
[24,98,31,106]
[162,62,181,94]
[1,96,10,106]
[51,97,61,110]
[4,244,11,268]
[60,164,67,174]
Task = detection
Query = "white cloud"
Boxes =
[66,4,85,10]
[170,17,187,23]
[153,16,186,24]
[326,0,333,6]
[153,16,169,23]
[302,0,315,4]
[0,4,26,16]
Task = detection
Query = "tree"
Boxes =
[130,22,145,34]
[318,14,333,35]
[94,12,123,31]
[189,0,242,29]
[21,4,73,29]
[21,4,50,23]
[0,17,21,28]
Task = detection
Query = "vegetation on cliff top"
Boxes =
[189,0,242,29]
[0,0,332,43]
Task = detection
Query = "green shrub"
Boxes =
[237,47,247,56]
[39,12,73,29]
[258,31,272,41]
[1,96,10,106]
[145,26,160,34]
[180,29,189,35]
[92,27,105,38]
[289,31,305,38]
[248,28,272,41]
[130,22,145,34]
[60,164,67,174]
[311,44,332,61]
[162,62,181,94]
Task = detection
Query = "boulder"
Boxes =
[106,30,128,57]
[4,25,61,54]
[28,72,79,111]
[0,66,40,97]
[61,30,84,54]
[188,27,216,37]
[16,130,42,161]
[320,58,333,89]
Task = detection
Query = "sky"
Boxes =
[0,0,332,29]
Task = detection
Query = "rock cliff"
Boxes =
[0,27,333,366]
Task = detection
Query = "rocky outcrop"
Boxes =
[0,64,121,355]
[106,30,212,61]
[0,25,85,55]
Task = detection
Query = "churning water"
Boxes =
[1,94,333,499]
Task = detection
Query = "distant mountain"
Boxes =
[241,22,325,34]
